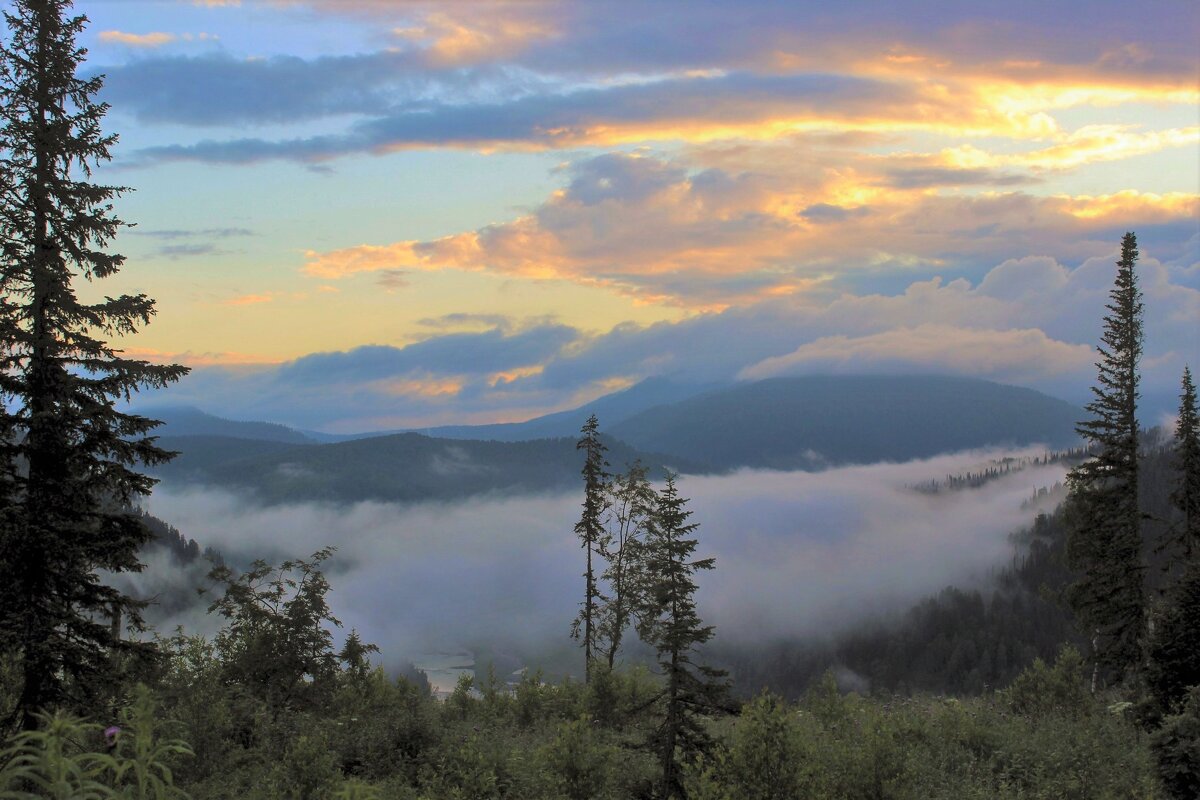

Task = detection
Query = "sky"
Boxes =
[52,0,1200,432]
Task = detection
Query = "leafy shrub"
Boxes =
[1002,645,1090,719]
[1151,685,1200,800]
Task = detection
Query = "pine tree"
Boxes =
[571,414,608,683]
[338,629,380,683]
[1065,232,1145,683]
[1147,367,1200,714]
[0,0,187,729]
[598,460,655,669]
[1168,366,1200,559]
[637,473,728,799]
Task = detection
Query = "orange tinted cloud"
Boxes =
[224,293,274,306]
[303,152,1199,307]
[938,126,1200,171]
[99,30,176,47]
[394,10,557,67]
[375,375,464,398]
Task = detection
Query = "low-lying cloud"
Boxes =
[138,448,1068,672]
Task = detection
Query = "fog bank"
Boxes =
[139,447,1067,667]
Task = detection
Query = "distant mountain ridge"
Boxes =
[144,375,1083,504]
[609,375,1082,470]
[151,432,697,505]
[143,405,317,445]
[414,377,721,442]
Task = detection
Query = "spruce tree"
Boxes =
[637,473,729,799]
[1168,366,1200,558]
[599,460,655,669]
[1065,232,1145,682]
[0,0,187,729]
[571,414,608,683]
[1146,366,1200,713]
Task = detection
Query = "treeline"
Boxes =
[910,449,1084,494]
[722,437,1183,699]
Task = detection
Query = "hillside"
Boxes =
[415,377,720,442]
[610,375,1082,470]
[151,432,698,505]
[148,375,1083,502]
[145,405,317,444]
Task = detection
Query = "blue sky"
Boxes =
[42,0,1200,430]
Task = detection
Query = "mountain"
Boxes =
[414,377,722,442]
[142,405,317,445]
[150,432,699,505]
[281,378,719,444]
[608,375,1082,470]
[154,435,308,480]
[146,375,1083,502]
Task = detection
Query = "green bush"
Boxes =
[1151,686,1200,800]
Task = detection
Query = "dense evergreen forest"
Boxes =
[0,2,1198,799]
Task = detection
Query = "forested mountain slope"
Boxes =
[150,432,697,505]
[611,375,1081,470]
[415,377,719,442]
[146,405,318,444]
[720,438,1180,698]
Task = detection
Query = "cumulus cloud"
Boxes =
[98,50,522,128]
[739,325,1095,384]
[151,322,588,431]
[137,448,1069,666]
[299,151,1198,307]
[99,31,177,48]
[149,238,1198,431]
[127,70,931,165]
[392,9,558,67]
[92,0,1196,171]
[275,325,577,382]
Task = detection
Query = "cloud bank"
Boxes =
[146,238,1199,431]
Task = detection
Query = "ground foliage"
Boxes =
[0,639,1166,799]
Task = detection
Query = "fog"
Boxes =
[138,447,1067,671]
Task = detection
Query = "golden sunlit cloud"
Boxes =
[374,375,464,398]
[394,10,557,66]
[301,144,1199,309]
[1051,190,1200,220]
[223,293,274,306]
[487,364,544,387]
[99,30,176,47]
[941,126,1200,171]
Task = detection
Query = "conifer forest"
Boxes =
[0,2,1198,799]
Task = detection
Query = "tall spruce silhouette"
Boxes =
[1065,232,1145,683]
[571,414,609,682]
[1146,366,1200,714]
[0,0,187,729]
[1168,366,1200,558]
